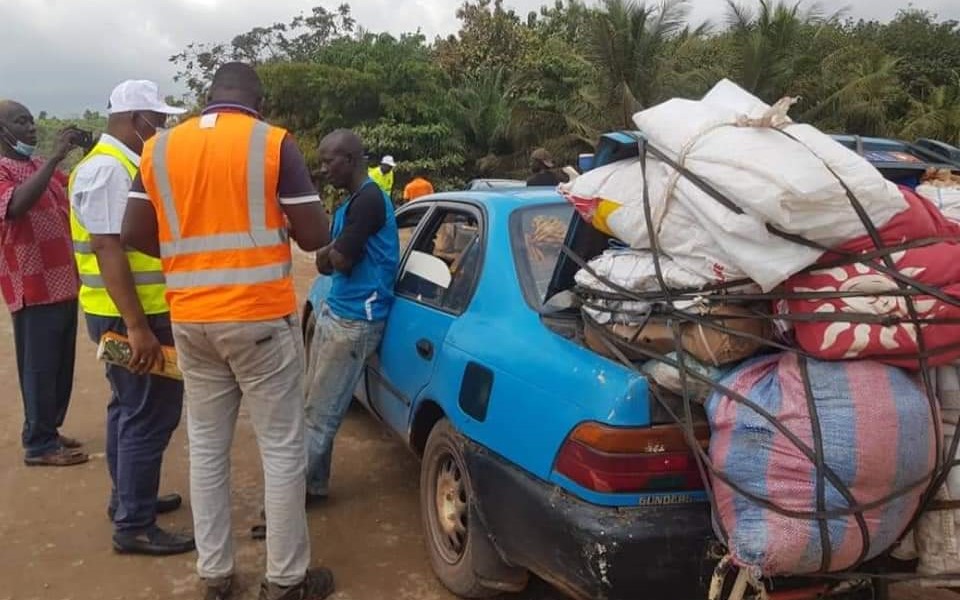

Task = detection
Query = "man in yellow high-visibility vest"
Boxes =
[69,80,194,556]
[368,155,395,197]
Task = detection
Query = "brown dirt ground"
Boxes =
[0,252,954,600]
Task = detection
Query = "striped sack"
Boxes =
[706,353,937,576]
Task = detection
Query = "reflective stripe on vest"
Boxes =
[69,140,168,317]
[151,121,291,288]
[164,262,292,290]
[80,272,167,287]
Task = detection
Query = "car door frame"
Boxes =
[358,199,438,419]
[362,199,488,433]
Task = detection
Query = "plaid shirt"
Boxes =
[0,156,79,312]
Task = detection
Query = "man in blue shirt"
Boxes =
[306,129,399,499]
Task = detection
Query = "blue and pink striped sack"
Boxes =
[706,353,938,576]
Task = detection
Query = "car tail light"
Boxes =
[554,422,709,494]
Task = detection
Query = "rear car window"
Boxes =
[511,204,573,307]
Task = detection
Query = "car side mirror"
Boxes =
[403,250,452,290]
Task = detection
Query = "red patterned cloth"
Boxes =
[782,188,960,368]
[0,157,78,312]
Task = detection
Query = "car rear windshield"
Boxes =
[511,203,574,307]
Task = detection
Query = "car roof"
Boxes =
[416,188,566,212]
[831,134,907,146]
[469,178,525,184]
[829,133,958,173]
[917,138,958,150]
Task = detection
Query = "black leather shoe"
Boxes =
[157,493,183,514]
[113,525,195,556]
[108,493,183,521]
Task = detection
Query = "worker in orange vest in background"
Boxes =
[402,170,434,203]
[121,63,335,600]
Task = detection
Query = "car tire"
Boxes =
[421,419,499,599]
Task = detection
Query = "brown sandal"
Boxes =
[24,447,89,467]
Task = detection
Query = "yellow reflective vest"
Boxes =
[368,166,394,196]
[69,141,168,317]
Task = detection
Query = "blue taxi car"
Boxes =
[302,189,715,599]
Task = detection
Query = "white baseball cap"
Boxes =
[381,155,396,167]
[108,80,187,115]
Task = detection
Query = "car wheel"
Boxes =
[421,419,499,598]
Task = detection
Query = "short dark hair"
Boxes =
[321,129,364,160]
[209,62,263,105]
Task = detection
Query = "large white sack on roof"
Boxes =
[630,79,908,289]
[560,157,753,285]
[562,80,908,291]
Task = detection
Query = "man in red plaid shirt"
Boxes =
[0,100,89,466]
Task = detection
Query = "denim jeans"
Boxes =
[12,300,77,458]
[85,313,183,534]
[305,303,385,497]
[174,316,310,587]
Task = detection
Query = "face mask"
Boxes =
[12,140,36,157]
[0,127,35,157]
[134,115,165,147]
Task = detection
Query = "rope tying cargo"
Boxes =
[563,115,960,597]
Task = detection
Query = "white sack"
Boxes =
[632,79,908,290]
[909,364,960,577]
[917,184,960,222]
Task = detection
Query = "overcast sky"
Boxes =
[3,0,959,115]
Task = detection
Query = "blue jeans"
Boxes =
[86,313,184,534]
[12,300,77,458]
[305,303,385,496]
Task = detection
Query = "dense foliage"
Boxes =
[163,1,960,190]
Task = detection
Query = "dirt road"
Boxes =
[0,254,955,600]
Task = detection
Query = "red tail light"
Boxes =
[554,422,709,494]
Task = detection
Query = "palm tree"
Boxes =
[899,79,960,145]
[725,0,841,102]
[582,0,698,128]
[802,46,902,136]
[452,67,515,161]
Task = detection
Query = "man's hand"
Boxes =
[127,323,164,375]
[315,246,334,275]
[52,126,81,162]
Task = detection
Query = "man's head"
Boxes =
[0,100,38,157]
[319,129,366,191]
[379,155,396,175]
[208,62,264,113]
[106,80,186,154]
[530,147,555,173]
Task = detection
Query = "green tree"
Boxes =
[899,80,960,145]
[434,0,532,83]
[164,1,960,186]
[582,0,697,127]
[802,44,903,136]
[852,9,960,98]
[724,0,841,102]
[170,4,356,99]
[452,67,514,162]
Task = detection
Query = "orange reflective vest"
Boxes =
[139,112,294,323]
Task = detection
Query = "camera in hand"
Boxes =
[70,129,94,149]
